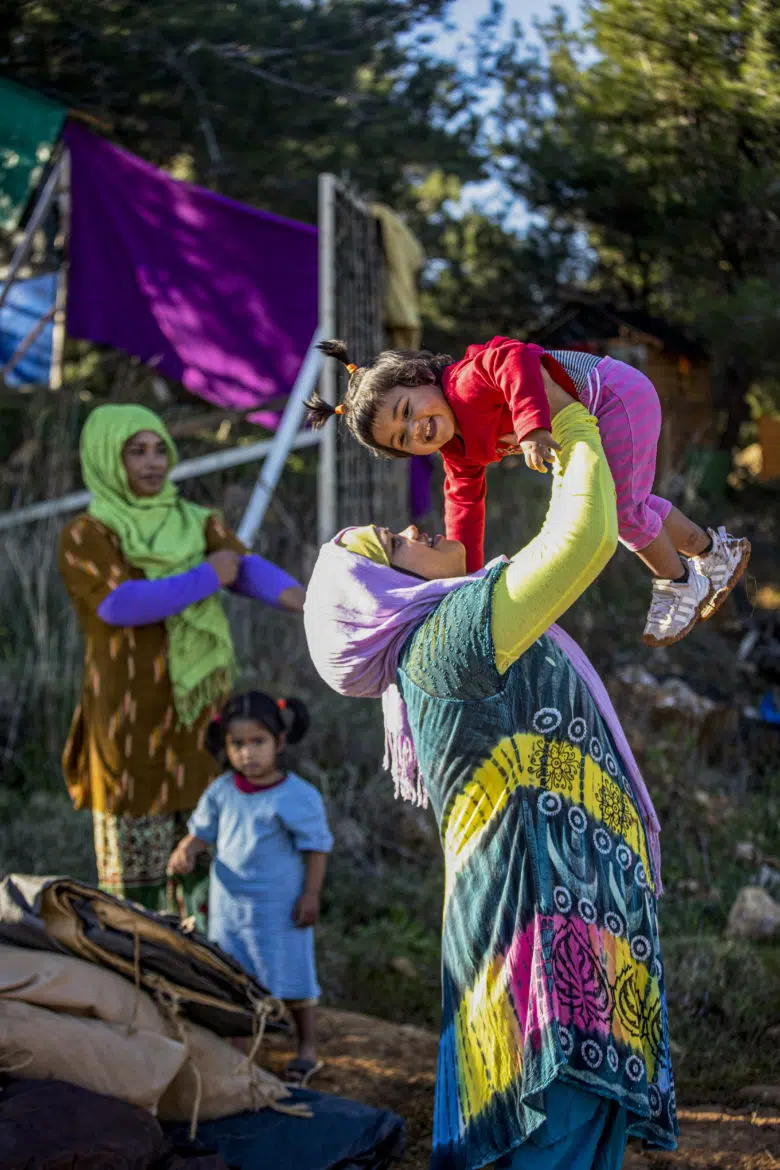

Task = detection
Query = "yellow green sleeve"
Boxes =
[492,402,618,675]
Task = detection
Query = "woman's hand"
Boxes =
[293,891,321,928]
[167,835,200,876]
[208,549,241,587]
[279,585,306,613]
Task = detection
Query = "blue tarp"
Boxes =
[166,1088,405,1170]
[0,272,56,387]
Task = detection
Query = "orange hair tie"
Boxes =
[345,363,358,374]
[334,403,345,415]
[276,698,287,711]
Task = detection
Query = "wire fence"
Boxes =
[329,178,408,532]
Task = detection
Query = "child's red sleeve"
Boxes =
[479,340,552,442]
[444,459,487,573]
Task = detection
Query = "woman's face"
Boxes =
[376,524,467,580]
[122,430,170,497]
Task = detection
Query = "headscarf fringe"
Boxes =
[174,667,235,729]
[382,685,429,808]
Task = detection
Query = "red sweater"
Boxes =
[440,337,576,572]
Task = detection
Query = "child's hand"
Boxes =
[167,836,198,876]
[520,428,561,473]
[293,892,320,928]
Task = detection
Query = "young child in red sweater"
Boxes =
[307,337,750,647]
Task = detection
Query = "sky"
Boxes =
[433,0,585,229]
[435,0,583,57]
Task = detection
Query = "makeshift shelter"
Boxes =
[529,299,713,487]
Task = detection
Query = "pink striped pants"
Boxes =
[579,356,671,551]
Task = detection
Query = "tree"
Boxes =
[488,0,780,446]
[0,0,484,220]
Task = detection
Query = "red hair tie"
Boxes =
[334,403,345,415]
[276,698,287,711]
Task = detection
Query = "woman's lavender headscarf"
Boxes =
[304,532,663,893]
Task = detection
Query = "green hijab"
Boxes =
[80,403,236,727]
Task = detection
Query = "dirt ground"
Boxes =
[263,1008,780,1170]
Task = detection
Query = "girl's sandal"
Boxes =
[283,1058,324,1088]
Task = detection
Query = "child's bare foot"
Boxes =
[689,527,751,620]
[642,562,711,647]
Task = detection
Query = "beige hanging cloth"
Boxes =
[372,203,425,350]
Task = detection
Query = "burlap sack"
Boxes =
[0,946,294,1129]
[158,1019,291,1123]
[0,999,186,1114]
[0,944,164,1032]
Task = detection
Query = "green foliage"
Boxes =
[487,0,780,441]
[663,937,780,1096]
[0,0,482,221]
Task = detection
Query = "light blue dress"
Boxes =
[188,771,333,1000]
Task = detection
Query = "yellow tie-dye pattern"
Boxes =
[454,951,522,1124]
[611,955,662,1081]
[448,914,662,1128]
[441,733,654,906]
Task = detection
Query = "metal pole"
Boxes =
[1,305,56,380]
[0,153,64,314]
[237,330,323,546]
[49,148,70,390]
[316,173,338,545]
[0,429,322,533]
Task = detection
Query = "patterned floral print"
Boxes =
[92,807,209,926]
[398,564,677,1170]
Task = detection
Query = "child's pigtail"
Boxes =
[204,716,225,761]
[304,390,341,430]
[305,340,360,430]
[278,697,310,745]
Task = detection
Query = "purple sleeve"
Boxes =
[230,554,301,608]
[97,563,220,626]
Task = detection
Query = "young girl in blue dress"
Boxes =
[167,690,333,1085]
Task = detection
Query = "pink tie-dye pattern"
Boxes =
[507,914,624,1045]
[505,913,556,1051]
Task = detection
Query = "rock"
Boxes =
[725,886,780,941]
[735,840,760,865]
[390,956,419,980]
[763,1025,780,1046]
[759,862,780,896]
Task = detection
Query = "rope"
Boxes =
[232,998,269,1076]
[156,988,203,1142]
[0,1050,34,1074]
[127,923,142,1036]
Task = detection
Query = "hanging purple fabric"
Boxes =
[64,124,318,423]
[409,455,434,520]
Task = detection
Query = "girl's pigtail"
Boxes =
[204,716,225,760]
[305,339,358,429]
[304,389,340,430]
[279,697,310,745]
[317,339,350,363]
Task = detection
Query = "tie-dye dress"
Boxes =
[397,564,678,1170]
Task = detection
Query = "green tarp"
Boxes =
[0,78,66,233]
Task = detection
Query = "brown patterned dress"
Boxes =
[58,511,246,913]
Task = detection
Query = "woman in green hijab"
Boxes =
[58,404,305,918]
